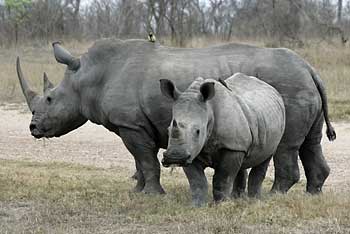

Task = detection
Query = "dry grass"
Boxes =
[0,159,349,233]
[1,38,350,120]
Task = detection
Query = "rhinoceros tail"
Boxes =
[308,66,336,141]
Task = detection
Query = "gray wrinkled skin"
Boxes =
[16,39,335,196]
[161,75,286,206]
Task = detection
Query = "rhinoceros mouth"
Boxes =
[30,126,54,139]
[161,156,192,167]
[31,131,44,139]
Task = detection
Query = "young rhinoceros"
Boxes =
[160,73,285,206]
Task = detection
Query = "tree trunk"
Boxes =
[73,0,81,39]
[169,0,177,45]
[156,0,165,37]
[337,0,342,24]
[15,22,18,46]
[45,0,49,45]
[272,0,277,39]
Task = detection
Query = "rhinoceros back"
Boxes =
[221,73,285,168]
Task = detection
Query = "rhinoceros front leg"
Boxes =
[213,150,245,203]
[183,160,208,207]
[119,128,165,194]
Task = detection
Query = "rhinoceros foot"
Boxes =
[142,184,166,194]
[306,186,322,194]
[130,171,138,180]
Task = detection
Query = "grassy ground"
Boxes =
[0,159,349,234]
[1,38,350,120]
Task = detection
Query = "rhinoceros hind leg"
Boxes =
[299,141,330,194]
[248,156,272,198]
[231,169,247,198]
[299,114,330,194]
[120,128,165,194]
[132,161,145,193]
[271,145,300,193]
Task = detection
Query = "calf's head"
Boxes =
[160,78,215,167]
[17,42,87,138]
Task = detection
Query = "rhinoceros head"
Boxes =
[16,42,87,138]
[160,78,215,167]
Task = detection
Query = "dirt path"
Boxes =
[1,103,349,192]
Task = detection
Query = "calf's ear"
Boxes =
[160,79,181,100]
[200,82,215,101]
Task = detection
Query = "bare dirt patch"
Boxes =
[0,103,132,170]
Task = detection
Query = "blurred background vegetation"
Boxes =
[0,0,349,47]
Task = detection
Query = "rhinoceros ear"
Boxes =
[52,41,80,71]
[200,82,215,101]
[43,72,54,93]
[160,79,181,100]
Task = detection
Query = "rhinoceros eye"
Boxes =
[46,96,52,104]
[196,129,200,135]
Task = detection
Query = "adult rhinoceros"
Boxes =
[160,74,285,206]
[16,39,335,195]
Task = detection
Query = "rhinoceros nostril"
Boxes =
[29,123,36,131]
[163,151,168,158]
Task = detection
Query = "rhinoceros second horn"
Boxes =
[52,42,80,71]
[43,72,54,93]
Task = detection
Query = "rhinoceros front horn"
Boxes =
[52,41,80,71]
[16,57,38,111]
